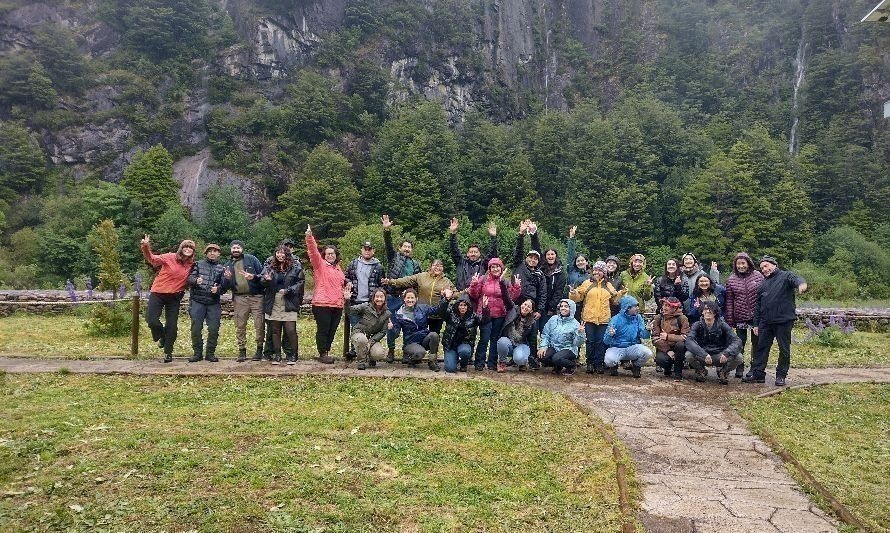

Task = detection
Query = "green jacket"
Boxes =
[620,269,653,307]
[349,302,392,343]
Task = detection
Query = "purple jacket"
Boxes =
[724,253,764,327]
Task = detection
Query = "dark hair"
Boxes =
[271,245,294,272]
[401,288,417,298]
[319,244,341,265]
[400,240,413,247]
[700,300,721,317]
[467,243,481,252]
[692,274,715,298]
[663,258,680,277]
[370,288,387,309]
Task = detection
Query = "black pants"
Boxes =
[404,332,440,361]
[189,301,221,357]
[542,347,577,371]
[427,317,444,336]
[654,341,686,377]
[734,327,759,374]
[264,322,294,358]
[147,292,183,356]
[312,306,342,354]
[270,321,298,359]
[751,320,793,379]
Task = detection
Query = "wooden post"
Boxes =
[342,305,351,358]
[130,295,140,359]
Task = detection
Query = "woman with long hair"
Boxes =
[306,225,349,364]
[688,274,726,324]
[261,245,305,364]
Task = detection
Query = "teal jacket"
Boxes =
[540,299,585,355]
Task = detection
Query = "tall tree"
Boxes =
[120,145,179,228]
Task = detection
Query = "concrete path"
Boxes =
[2,356,887,532]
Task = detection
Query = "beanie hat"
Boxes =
[592,260,608,274]
[230,240,245,248]
[759,255,778,267]
[605,255,620,264]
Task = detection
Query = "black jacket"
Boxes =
[188,259,226,305]
[383,229,421,296]
[686,318,742,357]
[450,233,498,291]
[346,257,385,303]
[754,269,805,325]
[261,263,306,315]
[438,294,491,350]
[654,275,689,307]
[511,233,546,312]
[541,260,567,315]
[225,253,264,296]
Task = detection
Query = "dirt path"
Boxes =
[2,356,887,532]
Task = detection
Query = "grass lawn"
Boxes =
[0,374,634,531]
[1,312,888,368]
[735,383,889,532]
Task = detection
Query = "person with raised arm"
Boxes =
[449,217,498,291]
[511,219,546,365]
[382,259,454,336]
[381,214,422,362]
[140,234,196,363]
[186,243,226,363]
[305,224,348,364]
[565,226,590,294]
[467,260,521,370]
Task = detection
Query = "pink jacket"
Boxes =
[141,242,193,294]
[306,234,346,308]
[468,260,521,319]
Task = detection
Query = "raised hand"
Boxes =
[513,275,521,287]
[140,234,150,246]
[569,225,577,238]
[449,217,459,234]
[482,295,489,308]
[518,220,528,235]
[646,275,655,286]
[471,272,481,284]
[442,288,454,300]
[487,222,497,237]
[381,214,392,230]
[305,224,312,236]
[711,261,718,270]
[527,220,538,234]
[578,321,585,333]
[238,269,254,281]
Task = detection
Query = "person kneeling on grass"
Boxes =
[603,296,653,378]
[538,299,586,376]
[497,298,538,372]
[685,301,742,385]
[389,288,441,371]
[349,288,391,370]
[438,290,490,373]
[652,297,690,381]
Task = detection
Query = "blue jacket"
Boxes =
[540,299,585,355]
[687,284,727,323]
[390,303,438,346]
[604,296,651,348]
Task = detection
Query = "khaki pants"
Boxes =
[234,294,264,349]
[351,332,388,363]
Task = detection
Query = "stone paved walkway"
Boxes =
[2,356,887,532]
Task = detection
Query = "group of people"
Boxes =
[139,215,807,386]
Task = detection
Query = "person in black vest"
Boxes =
[449,217,498,292]
[743,256,807,387]
[187,244,226,362]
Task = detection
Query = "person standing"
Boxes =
[345,240,385,360]
[619,254,653,310]
[744,256,807,387]
[604,255,625,316]
[687,274,726,324]
[511,219,546,364]
[569,261,617,374]
[724,252,764,378]
[348,288,391,370]
[140,235,195,363]
[653,258,689,310]
[186,244,226,362]
[261,245,304,364]
[224,240,265,362]
[680,253,720,313]
[306,225,348,364]
[467,259,521,370]
[449,217,498,291]
[262,238,300,362]
[382,214,422,361]
[540,246,567,332]
[565,226,590,293]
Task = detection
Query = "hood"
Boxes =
[487,257,505,273]
[731,252,756,275]
[358,257,380,266]
[618,295,640,315]
[557,298,576,320]
[661,306,683,320]
[454,293,473,315]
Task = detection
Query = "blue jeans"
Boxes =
[444,343,473,373]
[386,295,403,350]
[584,323,608,369]
[474,317,505,368]
[497,337,530,365]
[604,345,653,367]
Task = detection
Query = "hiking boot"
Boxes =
[586,364,594,374]
[735,364,745,379]
[286,355,296,365]
[386,349,395,363]
[655,365,663,373]
[459,364,467,372]
[163,354,173,363]
[486,364,497,371]
[368,360,376,367]
[345,350,356,362]
[316,353,335,364]
[497,362,506,373]
[252,345,264,361]
[608,366,619,376]
[237,348,247,362]
[428,360,440,372]
[528,357,541,370]
[775,376,786,387]
[694,368,707,382]
[271,356,281,365]
[518,365,527,371]
[631,366,641,379]
[188,354,203,363]
[206,355,219,363]
[717,369,728,385]
[562,367,576,376]
[357,362,367,370]
[474,363,485,371]
[742,375,765,384]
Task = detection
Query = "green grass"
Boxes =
[735,384,889,532]
[0,374,632,531]
[1,314,888,368]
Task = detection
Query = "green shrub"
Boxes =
[811,326,852,348]
[794,261,859,301]
[84,303,132,337]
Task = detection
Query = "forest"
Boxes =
[0,0,887,300]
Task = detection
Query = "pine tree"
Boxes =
[0,121,48,199]
[88,219,124,291]
[199,185,250,246]
[121,145,178,227]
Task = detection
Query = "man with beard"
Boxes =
[223,240,265,362]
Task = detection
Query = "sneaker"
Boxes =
[742,375,765,384]
[518,365,527,371]
[486,364,497,371]
[188,354,203,363]
[271,358,280,366]
[608,366,619,376]
[474,364,485,371]
[673,373,683,382]
[428,360,441,372]
[775,376,786,387]
[586,364,594,374]
[357,362,367,370]
[631,366,641,379]
[655,366,663,373]
[163,354,173,363]
[717,369,728,385]
[206,355,219,363]
[694,368,706,382]
[345,350,356,362]
[528,357,541,371]
[459,364,468,372]
[595,366,605,374]
[316,354,335,364]
[497,362,506,373]
[562,367,576,376]
[237,349,247,362]
[286,356,296,366]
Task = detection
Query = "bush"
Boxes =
[811,326,853,348]
[810,226,890,299]
[794,261,859,301]
[84,303,132,337]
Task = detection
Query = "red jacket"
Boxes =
[142,242,194,294]
[468,262,521,319]
[306,234,346,308]
[724,252,764,327]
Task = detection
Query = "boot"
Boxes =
[237,348,247,362]
[631,365,641,379]
[608,366,619,376]
[286,355,296,365]
[586,363,594,374]
[735,363,745,379]
[428,359,440,372]
[316,352,335,364]
[188,353,203,363]
[528,355,541,370]
[345,349,356,362]
[272,355,281,365]
[163,354,173,363]
[206,354,219,363]
[252,344,263,361]
[386,348,395,364]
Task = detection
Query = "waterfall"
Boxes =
[789,27,808,154]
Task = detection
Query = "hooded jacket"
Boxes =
[349,302,391,343]
[467,258,521,318]
[652,305,690,347]
[569,276,618,325]
[387,271,455,307]
[724,253,764,327]
[501,300,538,346]
[450,233,498,290]
[540,299,585,355]
[686,317,742,357]
[604,295,651,348]
[383,229,422,295]
[541,254,567,316]
[188,257,226,305]
[141,240,195,294]
[438,294,490,350]
[306,234,346,308]
[755,267,806,325]
[391,303,439,346]
[346,256,384,303]
[619,255,652,307]
[261,262,306,315]
[511,232,546,312]
[565,237,589,290]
